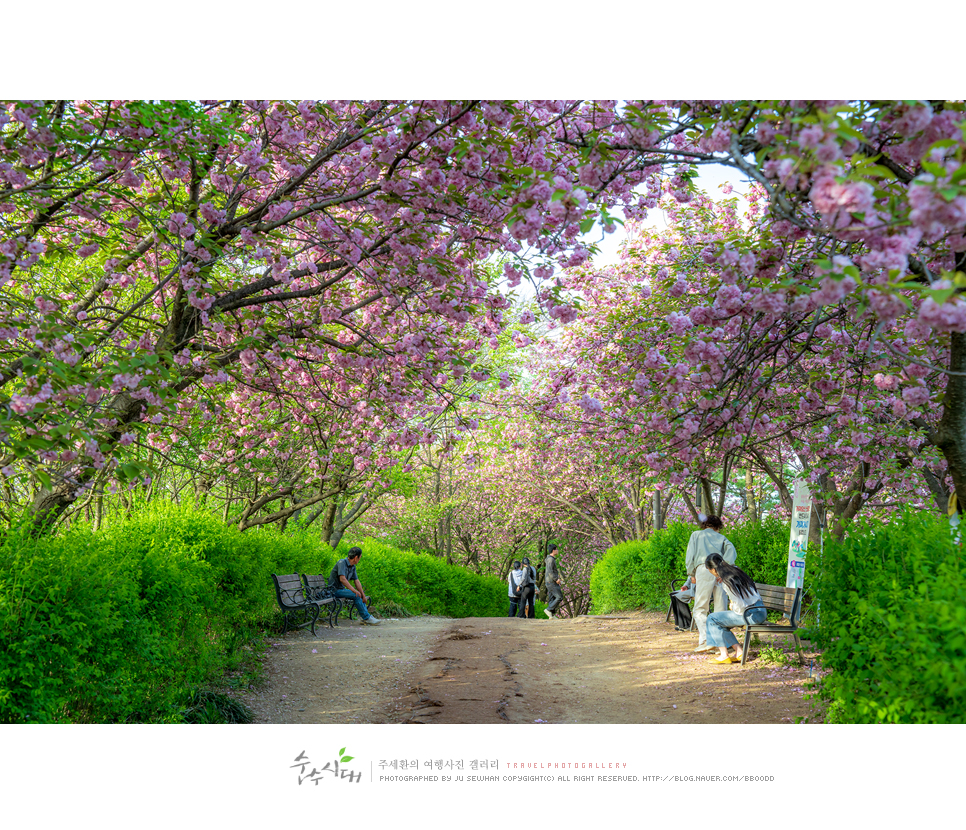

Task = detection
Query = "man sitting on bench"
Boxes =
[328,547,381,626]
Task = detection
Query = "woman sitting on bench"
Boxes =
[704,553,767,664]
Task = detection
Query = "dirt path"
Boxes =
[239,611,823,724]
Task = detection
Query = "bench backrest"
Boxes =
[754,583,802,626]
[303,573,327,591]
[272,573,307,609]
[302,573,335,602]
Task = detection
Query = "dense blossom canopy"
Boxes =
[2,99,966,531]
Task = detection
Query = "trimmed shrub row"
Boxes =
[348,537,508,618]
[590,517,789,614]
[0,503,507,723]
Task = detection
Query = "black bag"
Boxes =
[669,593,693,630]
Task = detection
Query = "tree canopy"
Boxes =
[2,99,964,550]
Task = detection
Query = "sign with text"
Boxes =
[786,479,812,590]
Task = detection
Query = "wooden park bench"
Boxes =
[738,583,805,666]
[302,572,374,622]
[270,573,334,636]
[300,573,343,627]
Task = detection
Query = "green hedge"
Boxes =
[348,537,507,618]
[811,509,966,723]
[727,516,790,589]
[590,518,789,614]
[590,523,691,613]
[0,504,507,723]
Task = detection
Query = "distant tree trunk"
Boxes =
[933,331,966,515]
[746,468,758,520]
[750,449,793,512]
[714,456,733,516]
[329,525,347,548]
[681,488,700,522]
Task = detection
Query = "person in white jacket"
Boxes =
[683,515,736,652]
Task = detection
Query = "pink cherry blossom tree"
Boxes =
[0,100,653,530]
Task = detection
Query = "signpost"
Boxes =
[786,479,813,590]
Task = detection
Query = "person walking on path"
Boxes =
[517,556,537,618]
[703,552,767,664]
[544,543,564,618]
[507,560,525,617]
[684,515,736,652]
[327,547,381,626]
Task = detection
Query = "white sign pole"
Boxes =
[786,478,813,590]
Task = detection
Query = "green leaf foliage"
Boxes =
[590,522,692,613]
[347,537,507,618]
[0,502,338,723]
[0,504,508,723]
[811,509,966,724]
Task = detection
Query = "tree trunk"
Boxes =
[714,457,733,516]
[751,449,794,512]
[27,392,146,532]
[920,466,950,515]
[681,488,701,522]
[745,468,758,520]
[319,500,338,545]
[329,524,347,548]
[934,331,966,514]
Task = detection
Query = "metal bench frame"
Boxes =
[271,573,329,636]
[303,573,374,621]
[300,573,342,628]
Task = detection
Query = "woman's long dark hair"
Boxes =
[705,553,757,599]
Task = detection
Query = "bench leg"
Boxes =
[740,626,749,665]
[792,631,805,665]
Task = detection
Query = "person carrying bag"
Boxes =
[516,556,537,619]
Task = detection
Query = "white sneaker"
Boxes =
[693,643,713,653]
[544,609,553,618]
[363,616,381,626]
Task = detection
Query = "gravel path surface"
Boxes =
[237,611,822,724]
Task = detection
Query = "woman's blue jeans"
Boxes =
[706,602,767,648]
